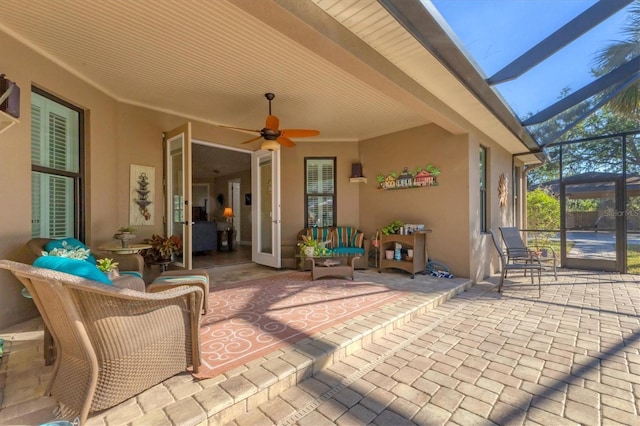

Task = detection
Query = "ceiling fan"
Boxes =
[219,93,319,151]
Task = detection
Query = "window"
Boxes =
[31,88,84,239]
[479,146,487,233]
[305,158,336,227]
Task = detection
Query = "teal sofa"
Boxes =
[297,226,368,270]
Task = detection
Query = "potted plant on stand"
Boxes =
[143,234,183,268]
[114,226,137,248]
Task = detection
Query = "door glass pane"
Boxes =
[259,157,273,254]
[168,136,184,265]
[565,181,616,263]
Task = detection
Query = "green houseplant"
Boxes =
[143,234,183,265]
[298,235,320,256]
[96,258,119,279]
[381,220,404,235]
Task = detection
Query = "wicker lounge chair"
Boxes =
[489,230,542,296]
[0,259,203,424]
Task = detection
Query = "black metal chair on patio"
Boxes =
[499,226,557,280]
[489,229,542,296]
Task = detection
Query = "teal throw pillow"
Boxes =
[44,238,97,265]
[34,256,112,285]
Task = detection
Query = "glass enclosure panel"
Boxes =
[168,136,185,265]
[564,181,617,264]
[561,137,623,178]
[259,157,273,254]
[626,188,640,273]
[627,135,640,274]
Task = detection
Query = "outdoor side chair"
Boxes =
[0,259,203,425]
[489,229,542,296]
[499,226,557,279]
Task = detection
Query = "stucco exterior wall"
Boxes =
[0,31,123,326]
[0,30,525,329]
[279,141,361,262]
[358,125,471,277]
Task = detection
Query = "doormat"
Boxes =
[195,271,407,378]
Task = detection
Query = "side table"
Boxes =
[217,229,234,252]
[305,255,360,280]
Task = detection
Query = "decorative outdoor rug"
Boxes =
[195,271,408,378]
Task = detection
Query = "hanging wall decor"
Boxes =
[376,164,440,190]
[498,173,508,208]
[130,164,155,225]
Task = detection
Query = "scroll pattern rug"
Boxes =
[196,271,408,378]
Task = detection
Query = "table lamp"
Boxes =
[223,207,234,223]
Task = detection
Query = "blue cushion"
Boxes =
[34,256,112,285]
[333,247,365,255]
[119,271,143,279]
[44,238,97,264]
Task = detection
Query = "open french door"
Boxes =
[164,123,192,270]
[252,149,281,268]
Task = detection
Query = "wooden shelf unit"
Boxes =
[378,231,430,278]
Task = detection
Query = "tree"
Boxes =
[593,1,640,118]
[527,188,560,249]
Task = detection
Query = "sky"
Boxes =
[428,0,632,119]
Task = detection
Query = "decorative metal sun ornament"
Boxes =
[498,173,508,208]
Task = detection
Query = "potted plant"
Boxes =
[96,258,119,279]
[114,226,137,248]
[371,231,380,248]
[381,220,404,235]
[143,234,183,266]
[298,235,320,257]
[117,226,136,234]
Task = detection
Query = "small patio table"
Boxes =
[298,253,360,280]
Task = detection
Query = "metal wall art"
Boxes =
[376,164,440,190]
[130,164,155,225]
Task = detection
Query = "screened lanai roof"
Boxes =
[385,0,638,148]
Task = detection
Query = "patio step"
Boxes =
[163,275,473,425]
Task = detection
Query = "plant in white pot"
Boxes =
[97,258,119,279]
[298,235,320,257]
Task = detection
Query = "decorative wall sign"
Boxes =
[130,164,155,225]
[498,173,508,208]
[376,164,440,190]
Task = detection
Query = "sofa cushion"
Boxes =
[333,247,365,255]
[34,256,112,285]
[333,227,364,248]
[304,227,334,248]
[44,237,97,265]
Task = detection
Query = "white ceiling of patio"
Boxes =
[0,0,533,155]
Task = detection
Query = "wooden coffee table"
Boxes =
[304,254,360,280]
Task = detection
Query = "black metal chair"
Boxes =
[489,229,542,296]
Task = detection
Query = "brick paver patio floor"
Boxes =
[231,270,640,425]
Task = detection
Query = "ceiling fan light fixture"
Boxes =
[261,140,280,151]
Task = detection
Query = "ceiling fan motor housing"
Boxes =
[261,128,281,140]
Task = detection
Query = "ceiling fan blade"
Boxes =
[280,129,320,138]
[217,124,261,133]
[241,135,263,144]
[277,136,296,147]
[265,114,279,131]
